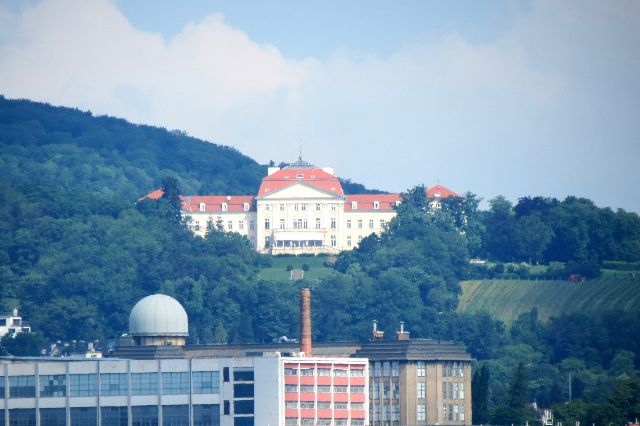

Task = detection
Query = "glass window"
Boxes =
[234,400,254,415]
[285,419,298,425]
[347,219,352,229]
[330,235,336,247]
[131,405,158,426]
[317,385,331,393]
[334,385,348,393]
[317,368,330,376]
[357,219,363,229]
[382,362,390,376]
[350,369,364,376]
[334,369,348,377]
[162,372,189,395]
[39,374,66,397]
[417,361,426,377]
[369,219,374,229]
[284,384,298,392]
[249,221,255,230]
[9,409,36,426]
[300,368,314,376]
[227,220,233,230]
[300,401,314,409]
[350,385,364,393]
[0,378,4,398]
[417,382,426,399]
[233,370,254,382]
[417,404,426,421]
[316,204,321,211]
[391,361,399,377]
[315,218,321,229]
[193,405,219,426]
[192,371,219,394]
[131,373,159,395]
[70,374,97,396]
[71,407,97,426]
[162,405,188,426]
[317,402,330,409]
[233,418,254,426]
[285,401,298,408]
[347,236,351,246]
[264,219,270,229]
[334,402,348,410]
[101,407,127,426]
[100,373,128,396]
[9,375,35,398]
[284,368,297,376]
[233,383,254,398]
[300,385,314,392]
[40,408,66,426]
[330,218,336,229]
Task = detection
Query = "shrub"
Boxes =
[302,263,310,272]
[286,264,293,271]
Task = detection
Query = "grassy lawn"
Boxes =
[258,255,334,282]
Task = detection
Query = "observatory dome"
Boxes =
[129,294,188,337]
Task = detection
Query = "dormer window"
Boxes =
[395,201,401,206]
[373,201,380,210]
[352,201,358,210]
[296,173,304,178]
[243,203,250,211]
[221,203,228,211]
[199,203,206,212]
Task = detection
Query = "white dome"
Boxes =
[129,294,188,337]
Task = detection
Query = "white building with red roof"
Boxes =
[142,161,460,254]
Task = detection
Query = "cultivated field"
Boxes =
[458,274,640,324]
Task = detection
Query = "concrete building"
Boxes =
[0,309,30,339]
[140,160,460,255]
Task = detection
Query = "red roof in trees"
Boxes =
[181,195,256,212]
[138,188,164,202]
[344,194,401,211]
[257,168,344,197]
[427,184,461,199]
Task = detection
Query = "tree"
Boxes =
[472,364,490,423]
[514,214,554,264]
[484,196,516,261]
[0,333,46,356]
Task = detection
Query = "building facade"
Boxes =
[0,309,30,339]
[143,161,459,255]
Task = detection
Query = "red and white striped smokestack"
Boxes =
[300,288,312,357]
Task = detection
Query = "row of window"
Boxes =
[284,384,365,393]
[285,419,365,426]
[264,203,339,212]
[443,403,466,421]
[285,368,364,377]
[0,371,218,399]
[0,404,219,426]
[285,401,365,410]
[193,219,255,232]
[371,362,400,378]
[442,381,465,400]
[199,202,250,212]
[370,382,399,401]
[370,403,400,421]
[443,362,465,378]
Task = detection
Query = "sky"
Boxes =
[0,0,639,211]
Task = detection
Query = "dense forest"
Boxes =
[1,97,639,424]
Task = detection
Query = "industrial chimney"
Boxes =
[300,288,312,357]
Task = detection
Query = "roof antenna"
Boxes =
[299,143,303,163]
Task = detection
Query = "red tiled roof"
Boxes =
[182,195,256,213]
[344,194,401,211]
[138,188,164,202]
[257,168,344,198]
[427,184,461,199]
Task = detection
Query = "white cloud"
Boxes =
[0,0,638,211]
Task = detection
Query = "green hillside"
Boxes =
[458,275,640,323]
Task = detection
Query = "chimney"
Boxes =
[396,321,410,340]
[370,320,384,341]
[300,288,312,357]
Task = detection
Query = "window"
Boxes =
[317,385,331,393]
[99,373,128,396]
[352,201,358,210]
[392,361,399,377]
[330,218,336,229]
[101,407,127,426]
[347,236,352,247]
[199,203,206,212]
[285,401,298,408]
[351,402,364,409]
[331,204,336,211]
[193,405,219,426]
[131,406,158,425]
[300,385,314,392]
[280,219,285,229]
[383,362,390,376]
[373,201,380,210]
[39,408,66,426]
[233,370,254,382]
[317,419,332,425]
[317,402,331,409]
[192,371,219,394]
[279,204,285,211]
[265,204,270,211]
[346,219,352,229]
[9,409,36,426]
[294,204,300,211]
[315,218,321,229]
[357,219,363,229]
[227,220,233,230]
[330,235,336,247]
[350,385,364,393]
[284,368,297,376]
[285,418,298,425]
[417,361,426,377]
[317,368,331,376]
[162,372,189,395]
[249,221,255,230]
[301,204,307,211]
[234,400,254,415]
[380,219,386,228]
[334,385,348,393]
[0,377,4,398]
[223,367,230,382]
[264,219,270,229]
[162,405,188,426]
[194,222,200,231]
[223,401,230,415]
[264,236,270,248]
[131,372,159,395]
[233,383,254,398]
[417,404,426,421]
[417,382,426,399]
[369,219,374,229]
[301,419,314,425]
[221,203,228,212]
[239,221,244,230]
[350,369,364,377]
[300,368,314,376]
[39,375,66,397]
[300,401,314,409]
[70,374,97,397]
[244,203,250,211]
[334,402,348,410]
[316,203,321,211]
[284,384,298,392]
[71,407,96,426]
[9,375,35,398]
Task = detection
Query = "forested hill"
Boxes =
[0,96,267,199]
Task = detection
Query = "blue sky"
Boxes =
[1,0,639,212]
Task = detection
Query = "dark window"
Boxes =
[40,408,66,426]
[233,417,254,426]
[233,370,254,382]
[223,400,230,415]
[223,367,230,382]
[193,405,220,426]
[192,371,219,394]
[131,373,159,395]
[234,400,254,415]
[100,373,128,396]
[0,379,5,398]
[9,409,36,426]
[162,372,189,395]
[233,383,254,398]
[9,376,35,398]
[71,407,97,426]
[69,374,98,396]
[101,407,128,426]
[39,374,66,397]
[132,406,158,426]
[162,405,188,426]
